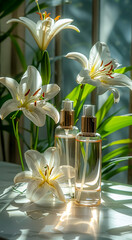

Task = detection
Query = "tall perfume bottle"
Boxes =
[75,105,102,206]
[55,99,79,199]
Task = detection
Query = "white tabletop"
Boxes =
[0,162,132,240]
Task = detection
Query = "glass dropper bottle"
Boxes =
[55,99,79,199]
[75,104,102,206]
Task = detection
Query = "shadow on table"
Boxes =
[101,181,132,216]
[1,181,132,240]
[101,181,132,238]
[11,196,101,239]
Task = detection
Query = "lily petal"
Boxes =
[0,99,18,120]
[19,66,42,97]
[42,102,60,124]
[7,17,39,47]
[48,18,73,40]
[32,184,53,205]
[24,150,42,177]
[63,24,80,32]
[23,106,46,127]
[7,16,79,51]
[109,87,120,103]
[50,168,64,182]
[77,69,100,86]
[60,165,75,179]
[97,85,120,103]
[65,52,88,68]
[42,84,60,101]
[26,179,45,201]
[66,42,131,103]
[14,171,33,184]
[103,73,132,89]
[49,180,65,202]
[43,147,60,170]
[89,42,108,70]
[37,18,54,50]
[0,77,19,99]
[97,85,108,95]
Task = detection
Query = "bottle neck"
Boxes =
[60,110,74,129]
[81,116,96,134]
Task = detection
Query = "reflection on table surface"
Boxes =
[0,162,132,240]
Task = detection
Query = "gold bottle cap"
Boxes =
[81,104,96,133]
[81,116,96,133]
[60,99,74,129]
[60,110,74,129]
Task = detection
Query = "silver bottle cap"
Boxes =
[83,104,95,117]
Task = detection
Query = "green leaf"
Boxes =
[0,124,13,133]
[65,85,80,103]
[41,50,51,85]
[75,85,95,119]
[102,156,131,177]
[13,34,36,53]
[114,66,132,74]
[26,0,69,15]
[0,23,17,43]
[96,94,114,129]
[102,138,132,150]
[103,156,132,168]
[102,166,132,180]
[98,115,132,138]
[65,84,95,122]
[26,3,48,15]
[10,35,27,71]
[102,146,130,162]
[102,162,116,176]
[0,93,11,107]
[0,0,24,18]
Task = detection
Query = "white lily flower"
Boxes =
[7,15,80,51]
[0,66,60,126]
[14,147,67,204]
[66,42,132,103]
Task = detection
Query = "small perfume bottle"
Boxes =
[75,105,102,206]
[55,99,79,199]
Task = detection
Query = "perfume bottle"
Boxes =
[75,105,102,206]
[55,99,79,199]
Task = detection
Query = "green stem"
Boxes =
[12,116,24,171]
[46,116,51,147]
[34,126,39,150]
[75,85,84,122]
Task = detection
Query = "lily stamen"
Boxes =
[100,60,103,67]
[108,65,113,73]
[45,169,47,176]
[43,11,51,20]
[104,61,112,67]
[50,166,54,175]
[25,89,30,96]
[33,88,41,96]
[100,68,106,72]
[54,15,61,21]
[36,12,43,20]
